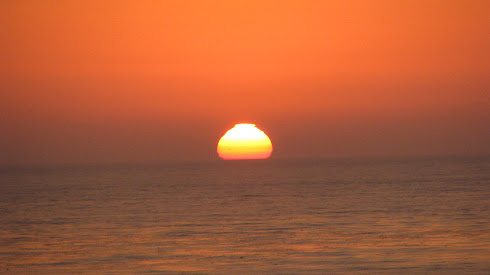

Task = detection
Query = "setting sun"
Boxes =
[217,124,273,160]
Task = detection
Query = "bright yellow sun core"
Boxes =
[217,123,273,160]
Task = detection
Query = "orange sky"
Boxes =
[1,0,489,164]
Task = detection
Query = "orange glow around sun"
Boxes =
[217,124,273,160]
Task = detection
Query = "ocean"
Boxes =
[1,156,488,273]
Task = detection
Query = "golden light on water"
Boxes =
[217,124,273,160]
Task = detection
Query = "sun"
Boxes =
[217,123,273,160]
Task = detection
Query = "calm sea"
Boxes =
[1,156,488,274]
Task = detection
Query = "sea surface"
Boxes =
[1,156,489,274]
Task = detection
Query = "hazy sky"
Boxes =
[1,0,489,165]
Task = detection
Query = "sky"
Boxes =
[1,0,489,165]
